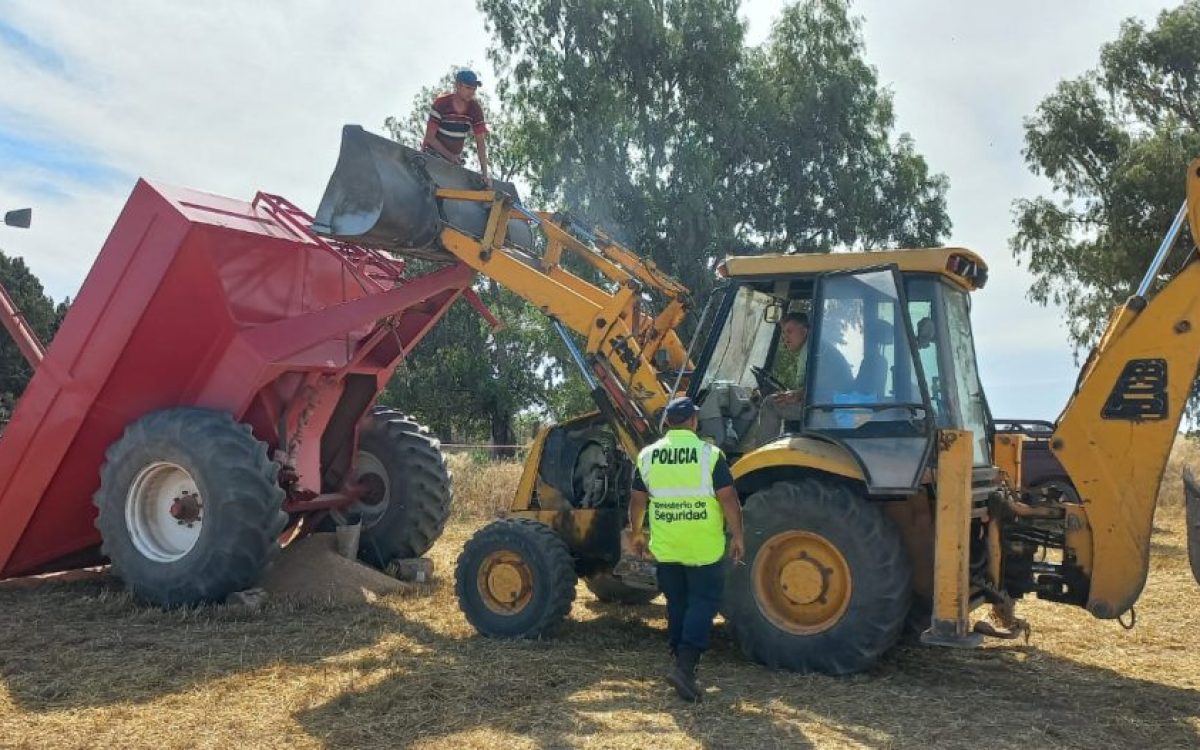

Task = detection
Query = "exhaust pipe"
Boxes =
[1182,467,1200,587]
[311,125,532,260]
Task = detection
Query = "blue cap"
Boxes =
[455,69,482,87]
[664,396,697,425]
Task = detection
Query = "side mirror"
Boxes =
[763,301,782,324]
[4,209,31,229]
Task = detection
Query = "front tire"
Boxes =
[94,408,286,606]
[724,477,911,674]
[455,518,577,638]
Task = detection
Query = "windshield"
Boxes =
[698,286,776,390]
[943,286,990,464]
[806,270,925,431]
[904,276,990,465]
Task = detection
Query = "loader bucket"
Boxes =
[1185,468,1200,587]
[312,124,533,259]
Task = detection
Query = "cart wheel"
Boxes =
[94,408,285,606]
[334,410,452,568]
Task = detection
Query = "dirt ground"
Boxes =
[0,462,1197,749]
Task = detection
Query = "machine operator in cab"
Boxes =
[628,397,745,702]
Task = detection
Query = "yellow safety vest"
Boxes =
[638,430,726,566]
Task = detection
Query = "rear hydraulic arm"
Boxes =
[1052,158,1200,618]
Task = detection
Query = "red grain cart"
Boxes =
[0,172,494,605]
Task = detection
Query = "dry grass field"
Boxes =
[0,453,1197,749]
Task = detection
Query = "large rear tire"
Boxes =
[338,409,452,568]
[455,518,577,638]
[724,477,911,674]
[94,408,286,607]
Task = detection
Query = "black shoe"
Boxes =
[666,646,702,702]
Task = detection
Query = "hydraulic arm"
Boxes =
[312,125,694,456]
[1051,158,1200,614]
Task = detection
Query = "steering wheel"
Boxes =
[750,365,787,397]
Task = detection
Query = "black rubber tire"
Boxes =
[724,477,912,674]
[584,569,659,605]
[351,410,453,568]
[1031,479,1080,504]
[455,518,577,638]
[94,408,286,607]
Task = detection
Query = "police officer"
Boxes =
[628,396,745,702]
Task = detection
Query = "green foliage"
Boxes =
[479,0,949,300]
[0,250,67,410]
[383,2,950,444]
[1012,1,1200,353]
[742,1,949,251]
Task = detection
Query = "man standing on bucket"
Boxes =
[628,396,745,702]
[421,69,491,186]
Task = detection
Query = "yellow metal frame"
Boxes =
[731,436,864,484]
[722,247,988,291]
[434,189,692,457]
[1050,158,1200,618]
[922,429,981,646]
[991,433,1024,489]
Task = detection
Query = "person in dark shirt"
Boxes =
[422,69,491,186]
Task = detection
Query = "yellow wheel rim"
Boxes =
[753,530,852,635]
[477,550,534,615]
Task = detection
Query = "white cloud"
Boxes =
[1,0,491,296]
[0,0,1182,420]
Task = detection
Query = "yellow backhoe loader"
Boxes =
[314,125,1200,674]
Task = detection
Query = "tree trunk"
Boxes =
[490,410,516,460]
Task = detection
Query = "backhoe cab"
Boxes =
[312,127,1200,674]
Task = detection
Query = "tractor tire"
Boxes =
[94,408,286,607]
[1031,478,1080,504]
[340,410,452,568]
[584,569,659,605]
[724,477,911,674]
[455,518,577,638]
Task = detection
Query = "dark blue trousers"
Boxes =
[656,561,725,653]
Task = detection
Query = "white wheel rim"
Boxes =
[125,461,203,563]
[333,450,390,527]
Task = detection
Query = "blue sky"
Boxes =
[0,0,1178,420]
[0,17,118,196]
[0,116,127,195]
[0,16,64,74]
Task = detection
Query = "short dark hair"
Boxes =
[781,311,809,328]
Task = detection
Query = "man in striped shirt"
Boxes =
[422,69,491,186]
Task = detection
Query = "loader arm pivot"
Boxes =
[1052,158,1200,616]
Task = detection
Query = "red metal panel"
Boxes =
[0,180,476,577]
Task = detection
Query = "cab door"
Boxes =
[803,266,935,494]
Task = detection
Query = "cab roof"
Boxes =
[720,247,989,292]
